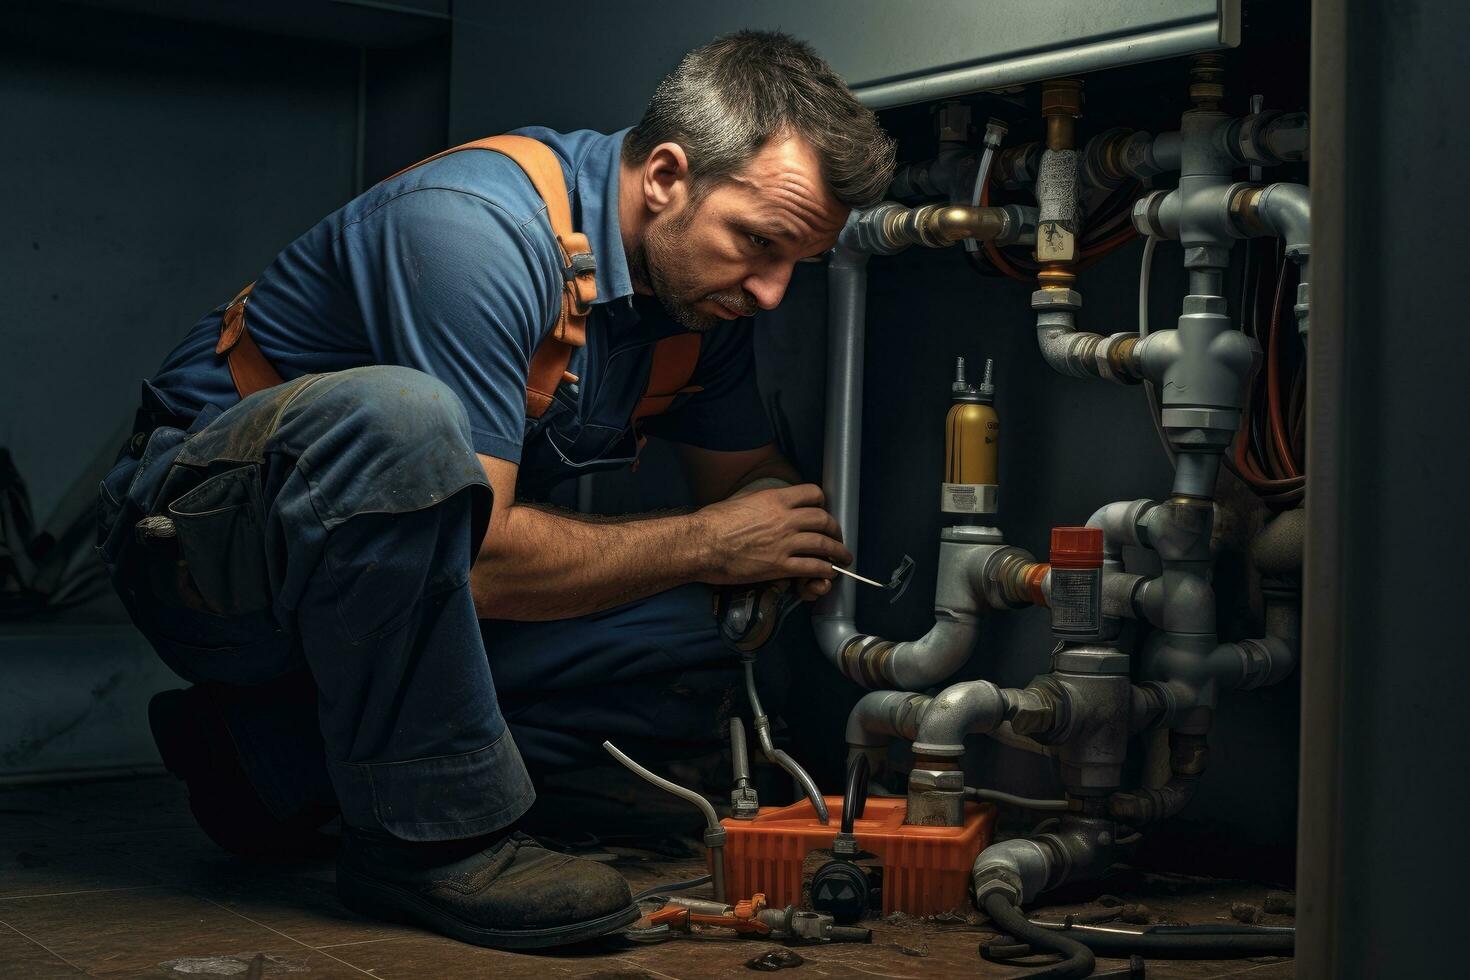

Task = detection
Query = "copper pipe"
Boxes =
[1041,79,1083,151]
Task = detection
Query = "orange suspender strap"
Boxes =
[217,135,597,419]
[633,333,704,422]
[215,282,283,398]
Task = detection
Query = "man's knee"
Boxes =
[271,366,489,531]
[301,366,473,456]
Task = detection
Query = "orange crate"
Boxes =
[717,796,995,917]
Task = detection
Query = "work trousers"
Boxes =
[99,366,739,841]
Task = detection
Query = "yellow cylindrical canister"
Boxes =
[945,401,999,485]
[941,356,1000,516]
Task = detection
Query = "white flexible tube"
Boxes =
[1138,235,1177,464]
[964,144,998,253]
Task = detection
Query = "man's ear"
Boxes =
[642,142,690,216]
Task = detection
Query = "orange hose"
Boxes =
[1265,263,1299,478]
[979,178,1035,283]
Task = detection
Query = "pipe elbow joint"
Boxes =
[971,838,1053,907]
[1087,499,1155,564]
[888,615,979,691]
[1256,181,1311,260]
[845,690,932,748]
[911,679,1007,757]
[1131,188,1180,240]
[812,615,860,673]
[1225,635,1298,691]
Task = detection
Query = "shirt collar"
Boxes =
[506,126,635,306]
[510,127,697,344]
[572,128,635,306]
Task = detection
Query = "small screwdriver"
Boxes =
[829,564,886,589]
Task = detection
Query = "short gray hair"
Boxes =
[623,30,896,209]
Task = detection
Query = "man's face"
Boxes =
[634,136,849,331]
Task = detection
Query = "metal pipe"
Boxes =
[730,717,750,786]
[812,234,868,672]
[743,658,829,823]
[603,740,727,902]
[845,690,931,748]
[1034,308,1143,382]
[851,20,1228,111]
[1250,181,1312,335]
[911,679,1011,758]
[729,717,758,819]
[831,534,1028,690]
[1086,499,1155,566]
[1108,731,1208,824]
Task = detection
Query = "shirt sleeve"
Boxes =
[638,322,775,452]
[338,185,560,463]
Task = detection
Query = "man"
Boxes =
[98,31,895,948]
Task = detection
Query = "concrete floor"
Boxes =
[0,776,1295,978]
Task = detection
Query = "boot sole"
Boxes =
[337,866,640,950]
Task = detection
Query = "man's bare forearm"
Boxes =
[472,505,710,621]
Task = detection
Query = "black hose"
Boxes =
[1045,926,1293,960]
[981,892,1095,979]
[965,786,1071,812]
[631,874,713,904]
[841,753,870,834]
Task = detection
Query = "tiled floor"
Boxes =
[0,776,1295,978]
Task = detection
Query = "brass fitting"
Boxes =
[1041,78,1083,150]
[989,551,1050,607]
[926,205,1011,244]
[993,143,1041,187]
[878,203,1012,248]
[1037,266,1077,291]
[1228,184,1271,237]
[1189,53,1226,109]
[1086,129,1136,187]
[1108,336,1141,380]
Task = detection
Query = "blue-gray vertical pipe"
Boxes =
[812,239,870,659]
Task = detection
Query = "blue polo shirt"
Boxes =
[146,127,772,494]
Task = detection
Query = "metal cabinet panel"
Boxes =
[451,0,1236,136]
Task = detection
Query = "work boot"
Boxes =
[149,687,337,860]
[337,825,639,949]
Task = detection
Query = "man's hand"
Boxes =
[695,483,851,587]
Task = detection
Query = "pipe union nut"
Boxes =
[909,768,965,792]
[1132,189,1173,239]
[1031,288,1082,311]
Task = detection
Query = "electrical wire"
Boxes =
[964,786,1071,811]
[976,176,1034,282]
[1224,239,1307,509]
[1138,235,1177,465]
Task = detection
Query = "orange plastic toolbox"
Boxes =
[717,795,995,916]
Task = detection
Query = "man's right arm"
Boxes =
[471,454,850,621]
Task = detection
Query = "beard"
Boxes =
[629,201,758,331]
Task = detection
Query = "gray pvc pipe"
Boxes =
[812,238,869,669]
[603,740,726,902]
